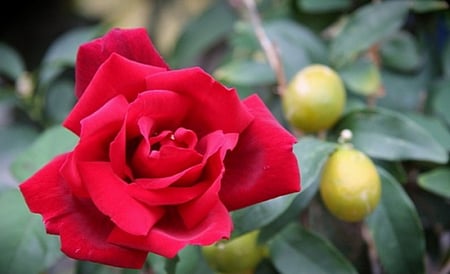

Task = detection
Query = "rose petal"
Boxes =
[145,67,253,136]
[79,162,164,236]
[134,163,203,189]
[60,153,88,198]
[75,27,168,98]
[178,151,223,229]
[130,117,203,179]
[132,145,203,178]
[19,154,72,231]
[19,154,147,268]
[79,95,129,139]
[109,121,134,181]
[65,53,165,135]
[61,96,129,197]
[220,95,301,210]
[107,201,232,258]
[58,200,148,269]
[173,128,197,149]
[126,90,190,137]
[127,182,210,206]
[175,131,238,228]
[196,130,239,159]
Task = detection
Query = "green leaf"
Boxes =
[334,108,448,163]
[231,193,297,237]
[418,168,450,199]
[405,112,450,151]
[365,168,425,274]
[11,125,78,182]
[297,0,351,13]
[42,26,98,66]
[431,79,450,127]
[221,19,326,85]
[165,255,179,274]
[0,43,25,80]
[378,69,426,111]
[147,253,167,274]
[338,57,381,96]
[330,1,410,66]
[229,22,261,55]
[343,97,366,115]
[409,186,450,228]
[254,259,278,274]
[0,189,62,274]
[39,26,98,85]
[76,261,140,274]
[214,60,275,87]
[373,160,407,184]
[265,19,328,65]
[177,246,213,274]
[443,40,450,78]
[258,138,337,242]
[44,79,76,123]
[411,0,448,12]
[265,19,327,80]
[259,184,317,243]
[170,1,235,68]
[380,31,421,72]
[232,137,334,238]
[0,86,16,100]
[269,223,358,274]
[0,125,39,186]
[294,137,337,190]
[0,125,39,159]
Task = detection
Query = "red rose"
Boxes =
[19,28,300,269]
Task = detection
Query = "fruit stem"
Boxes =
[337,129,353,145]
[317,130,327,140]
[242,0,287,95]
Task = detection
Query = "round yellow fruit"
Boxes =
[319,146,381,222]
[282,64,346,133]
[201,230,267,274]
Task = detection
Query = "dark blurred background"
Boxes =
[0,1,95,69]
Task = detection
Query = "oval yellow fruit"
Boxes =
[282,64,346,133]
[319,146,381,222]
[201,230,267,274]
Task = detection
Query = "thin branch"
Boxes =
[366,44,385,108]
[439,259,450,274]
[242,0,287,95]
[361,224,382,274]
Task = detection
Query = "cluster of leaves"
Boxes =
[1,0,450,273]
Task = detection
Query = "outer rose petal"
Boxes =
[76,27,169,98]
[145,67,253,136]
[20,154,73,231]
[79,161,164,236]
[65,53,166,135]
[60,95,129,197]
[220,95,301,210]
[19,154,148,268]
[107,201,232,258]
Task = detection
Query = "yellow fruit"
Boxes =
[319,146,381,222]
[282,64,346,133]
[201,230,267,274]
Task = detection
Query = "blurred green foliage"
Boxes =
[1,0,450,273]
